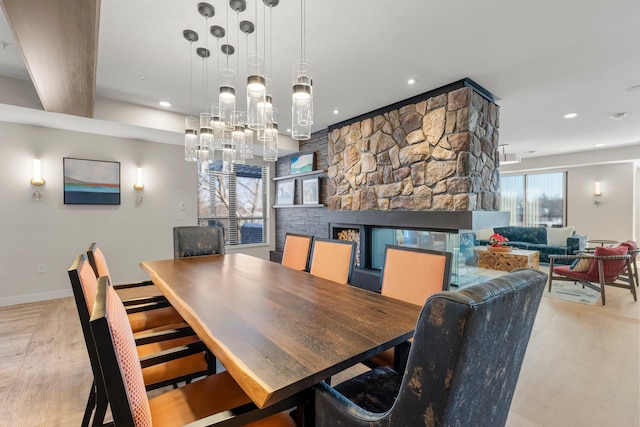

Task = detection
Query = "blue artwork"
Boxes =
[290,153,314,174]
[64,158,121,205]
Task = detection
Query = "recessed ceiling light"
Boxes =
[594,143,605,147]
[608,112,627,120]
[563,113,577,119]
[333,109,340,115]
[139,76,147,81]
[625,84,640,93]
[159,101,171,107]
[407,78,416,85]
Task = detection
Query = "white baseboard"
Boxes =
[0,289,73,307]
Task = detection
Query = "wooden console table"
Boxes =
[474,246,540,272]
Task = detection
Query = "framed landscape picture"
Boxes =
[302,177,319,205]
[276,180,295,206]
[290,152,314,174]
[63,157,121,205]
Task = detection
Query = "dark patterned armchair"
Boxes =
[173,225,225,259]
[315,268,547,427]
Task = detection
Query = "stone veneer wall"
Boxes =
[274,130,329,252]
[326,86,500,211]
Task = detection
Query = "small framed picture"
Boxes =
[290,152,314,175]
[302,177,319,205]
[276,180,295,206]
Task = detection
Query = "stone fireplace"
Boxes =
[326,78,500,212]
[274,79,508,288]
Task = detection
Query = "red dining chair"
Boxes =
[90,275,296,427]
[548,244,637,305]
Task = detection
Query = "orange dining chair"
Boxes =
[69,254,209,427]
[86,242,186,333]
[90,275,297,427]
[368,245,453,371]
[548,244,637,305]
[87,241,164,302]
[309,238,357,285]
[281,233,314,271]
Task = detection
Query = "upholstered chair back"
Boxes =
[315,269,547,427]
[90,277,152,427]
[173,225,225,259]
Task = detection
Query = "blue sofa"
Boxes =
[475,226,587,264]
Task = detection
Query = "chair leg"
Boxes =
[547,259,555,292]
[81,382,96,427]
[598,260,606,305]
[92,382,109,426]
[627,259,638,301]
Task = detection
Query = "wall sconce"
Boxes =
[31,158,44,186]
[31,158,44,202]
[594,181,603,207]
[133,167,144,190]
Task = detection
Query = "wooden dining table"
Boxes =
[140,253,422,412]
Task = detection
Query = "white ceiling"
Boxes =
[0,0,639,159]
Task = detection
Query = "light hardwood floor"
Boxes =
[0,276,638,427]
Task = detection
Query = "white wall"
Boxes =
[0,121,275,306]
[501,144,639,243]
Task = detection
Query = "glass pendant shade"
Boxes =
[222,138,236,174]
[219,69,236,131]
[184,116,198,161]
[198,112,213,162]
[242,128,254,159]
[292,98,311,140]
[291,60,312,140]
[263,107,278,161]
[247,55,267,130]
[211,104,224,150]
[231,117,246,165]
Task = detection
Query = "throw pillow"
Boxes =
[546,226,575,246]
[569,254,593,272]
[587,245,629,277]
[475,228,494,241]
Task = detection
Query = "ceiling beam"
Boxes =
[0,0,100,118]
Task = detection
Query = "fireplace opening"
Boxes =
[332,225,361,267]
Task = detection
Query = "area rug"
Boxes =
[544,281,601,305]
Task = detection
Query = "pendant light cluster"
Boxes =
[183,0,282,167]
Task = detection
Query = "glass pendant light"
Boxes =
[210,25,226,151]
[291,0,312,140]
[183,29,199,161]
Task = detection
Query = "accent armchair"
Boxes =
[548,243,637,305]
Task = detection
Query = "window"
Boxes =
[198,161,268,245]
[500,172,566,227]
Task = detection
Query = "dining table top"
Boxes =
[140,253,423,409]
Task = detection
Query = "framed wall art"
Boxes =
[276,180,295,206]
[290,152,314,175]
[302,177,319,205]
[63,157,121,205]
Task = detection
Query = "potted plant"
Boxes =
[488,233,512,252]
